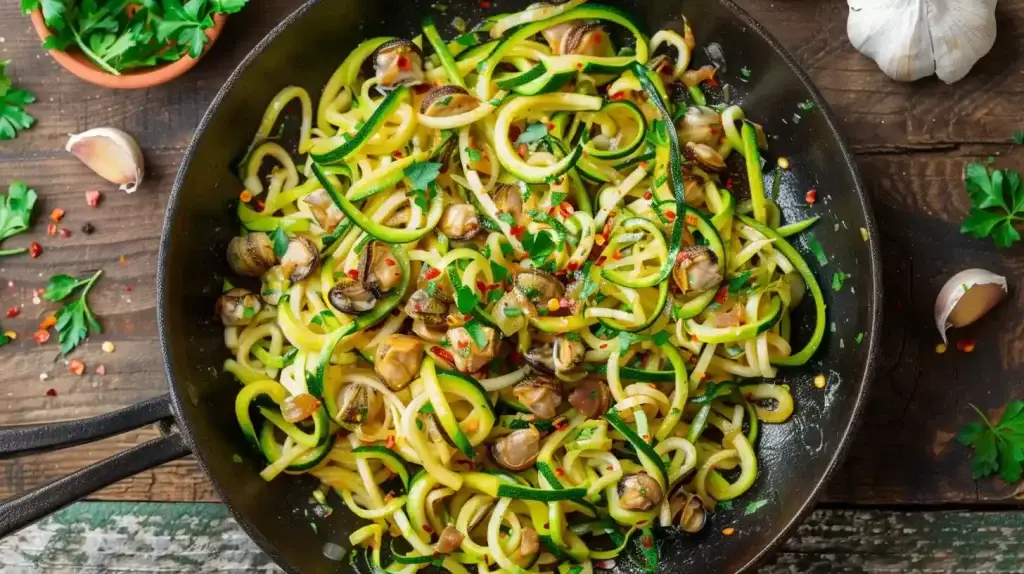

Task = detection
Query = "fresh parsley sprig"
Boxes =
[960,162,1024,248]
[0,61,35,141]
[0,181,37,256]
[957,401,1024,483]
[404,161,442,211]
[43,270,104,355]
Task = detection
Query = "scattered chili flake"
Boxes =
[636,520,647,526]
[813,374,826,389]
[476,280,488,294]
[594,234,606,246]
[396,55,411,71]
[553,418,568,430]
[384,258,396,267]
[124,285,132,293]
[805,189,817,204]
[724,177,734,189]
[392,151,403,159]
[86,190,102,207]
[595,255,607,266]
[516,143,528,158]
[47,223,57,237]
[611,91,627,101]
[642,536,653,548]
[643,190,653,200]
[29,242,42,258]
[69,359,85,376]
[509,225,525,239]
[239,190,253,202]
[685,213,698,226]
[714,287,728,304]
[559,201,574,216]
[422,524,434,534]
[425,267,441,280]
[664,210,677,221]
[555,467,565,477]
[347,269,360,280]
[509,126,522,142]
[254,199,265,212]
[386,434,396,449]
[96,364,106,375]
[722,527,735,536]
[642,433,650,440]
[49,208,65,223]
[935,343,947,354]
[607,465,614,471]
[45,388,57,397]
[119,255,127,265]
[478,0,491,7]
[611,251,622,260]
[704,76,720,88]
[81,222,95,235]
[5,307,18,318]
[457,339,469,349]
[777,157,790,170]
[956,339,976,353]
[566,261,579,272]
[59,228,71,238]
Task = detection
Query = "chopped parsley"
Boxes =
[1013,131,1024,145]
[404,161,442,210]
[270,226,289,258]
[960,162,1024,248]
[805,233,828,266]
[744,499,769,515]
[489,261,509,283]
[727,271,752,293]
[504,307,523,318]
[465,146,482,162]
[831,271,847,292]
[797,99,816,112]
[465,319,488,348]
[516,122,549,145]
[522,230,555,265]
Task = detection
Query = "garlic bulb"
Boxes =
[847,0,997,84]
[934,268,1007,343]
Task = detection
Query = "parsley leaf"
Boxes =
[832,271,847,292]
[690,381,738,405]
[961,162,1024,248]
[0,62,35,140]
[727,271,752,293]
[405,161,442,191]
[0,181,37,254]
[516,123,548,145]
[651,331,671,346]
[465,146,482,162]
[522,230,555,264]
[1013,131,1024,145]
[618,331,637,353]
[456,285,479,314]
[489,260,509,283]
[744,499,769,515]
[465,319,488,348]
[44,270,103,355]
[504,306,523,318]
[957,401,1024,483]
[270,226,289,258]
[0,328,9,347]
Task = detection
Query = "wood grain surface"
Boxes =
[0,0,1022,506]
[4,502,1024,573]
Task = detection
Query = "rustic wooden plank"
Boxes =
[0,0,1021,508]
[3,502,1024,573]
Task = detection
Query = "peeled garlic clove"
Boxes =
[847,0,997,84]
[66,127,145,193]
[934,268,1008,343]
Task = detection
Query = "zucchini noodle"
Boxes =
[217,3,828,572]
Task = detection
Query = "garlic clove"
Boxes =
[934,268,1008,343]
[847,0,997,84]
[66,127,145,193]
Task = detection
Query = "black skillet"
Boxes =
[0,1,882,572]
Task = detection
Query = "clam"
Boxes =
[360,241,403,298]
[227,232,276,277]
[514,270,565,305]
[681,65,717,89]
[215,288,262,326]
[568,379,612,419]
[416,267,455,303]
[684,176,705,205]
[404,289,450,327]
[672,245,723,295]
[559,22,612,57]
[492,183,524,225]
[522,342,555,375]
[302,189,344,232]
[509,527,540,566]
[385,206,411,227]
[280,237,319,282]
[683,142,727,173]
[337,385,373,428]
[281,393,322,423]
[328,277,376,314]
[435,526,465,554]
[490,427,542,471]
[373,39,424,90]
[492,290,533,336]
[674,493,707,533]
[438,203,481,241]
[420,85,481,117]
[552,335,585,374]
[618,473,663,512]
[647,53,676,85]
[374,334,424,391]
[512,376,563,419]
[446,324,498,373]
[677,106,724,148]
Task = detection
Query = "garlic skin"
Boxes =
[934,268,1008,343]
[848,0,997,84]
[66,128,145,193]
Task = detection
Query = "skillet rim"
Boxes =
[156,1,883,572]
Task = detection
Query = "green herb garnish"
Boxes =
[270,226,289,258]
[960,162,1024,248]
[516,123,548,145]
[831,271,847,292]
[43,270,104,355]
[957,401,1024,483]
[0,62,35,140]
[0,181,36,255]
[805,233,828,266]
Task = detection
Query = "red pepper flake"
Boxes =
[59,228,71,238]
[29,242,42,258]
[386,434,396,449]
[457,339,469,350]
[253,199,265,212]
[956,339,976,353]
[125,285,133,293]
[642,536,653,548]
[392,151,403,159]
[96,364,106,375]
[5,307,18,318]
[425,267,441,280]
[509,126,522,142]
[559,201,575,216]
[704,76,720,88]
[478,0,491,7]
[636,520,647,526]
[642,433,650,440]
[45,388,57,397]
[611,251,623,260]
[664,210,677,221]
[476,280,488,294]
[347,269,360,280]
[606,465,614,471]
[396,55,411,71]
[516,143,528,158]
[595,255,607,266]
[575,62,583,70]
[432,346,456,365]
[724,177,734,189]
[685,214,698,226]
[413,83,432,94]
[805,189,817,204]
[46,223,57,237]
[555,467,565,477]
[714,287,728,304]
[510,351,521,364]
[566,261,579,272]
[49,208,65,223]
[384,258,396,267]
[643,190,653,200]
[39,315,57,330]
[722,527,735,536]
[69,359,85,376]
[509,225,525,239]
[85,190,102,207]
[422,524,434,534]
[239,190,253,203]
[611,92,627,101]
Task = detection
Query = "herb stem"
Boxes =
[68,23,121,76]
[80,269,104,298]
[0,247,27,256]
[968,403,997,434]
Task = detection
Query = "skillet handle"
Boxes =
[0,394,192,538]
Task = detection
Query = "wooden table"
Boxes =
[1,0,1023,571]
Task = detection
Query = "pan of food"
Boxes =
[0,1,881,572]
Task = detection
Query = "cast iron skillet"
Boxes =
[0,1,882,572]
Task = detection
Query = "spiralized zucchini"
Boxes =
[217,3,827,572]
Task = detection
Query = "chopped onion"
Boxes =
[934,268,1008,343]
[322,542,346,561]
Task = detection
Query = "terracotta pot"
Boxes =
[30,10,227,89]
